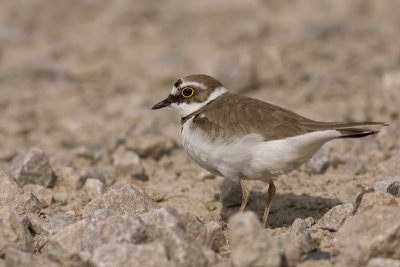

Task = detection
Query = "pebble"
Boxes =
[204,201,217,211]
[9,192,42,215]
[82,184,158,218]
[91,242,174,267]
[82,178,106,199]
[10,148,54,187]
[0,170,23,203]
[25,212,44,235]
[141,207,217,266]
[41,219,87,265]
[387,181,400,197]
[0,204,34,255]
[125,134,170,159]
[23,184,53,207]
[374,177,400,193]
[41,213,78,236]
[0,149,17,161]
[334,206,400,266]
[356,192,397,214]
[53,166,85,190]
[277,220,316,265]
[316,203,354,231]
[229,212,281,267]
[112,146,145,177]
[5,247,58,267]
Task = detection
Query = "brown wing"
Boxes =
[192,93,386,142]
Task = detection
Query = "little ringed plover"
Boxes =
[152,74,387,227]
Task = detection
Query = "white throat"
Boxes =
[171,86,227,118]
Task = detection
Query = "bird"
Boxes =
[152,74,387,227]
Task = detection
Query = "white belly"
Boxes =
[180,117,340,182]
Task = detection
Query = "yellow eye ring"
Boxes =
[181,87,194,98]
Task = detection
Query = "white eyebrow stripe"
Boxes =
[181,82,206,90]
[170,81,206,96]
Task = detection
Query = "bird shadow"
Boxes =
[220,191,342,228]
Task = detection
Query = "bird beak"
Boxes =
[152,97,171,110]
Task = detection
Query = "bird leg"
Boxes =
[262,182,276,227]
[239,178,250,212]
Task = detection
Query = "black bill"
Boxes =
[151,98,171,109]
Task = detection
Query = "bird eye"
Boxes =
[181,87,194,98]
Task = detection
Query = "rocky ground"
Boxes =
[1,1,400,266]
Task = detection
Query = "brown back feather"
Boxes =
[190,93,387,142]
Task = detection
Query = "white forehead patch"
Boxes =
[171,86,227,118]
[171,86,179,95]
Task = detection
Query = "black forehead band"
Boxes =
[174,79,183,89]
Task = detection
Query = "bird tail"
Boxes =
[334,122,388,139]
[302,121,389,138]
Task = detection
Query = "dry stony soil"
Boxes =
[1,1,400,267]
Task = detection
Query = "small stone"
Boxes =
[142,207,214,266]
[83,210,147,253]
[0,204,34,255]
[53,166,85,190]
[82,178,105,199]
[112,145,144,175]
[148,225,211,266]
[0,149,17,161]
[9,192,42,215]
[140,207,183,228]
[366,257,400,267]
[43,210,148,263]
[82,184,158,218]
[41,219,86,257]
[300,146,330,174]
[204,201,216,211]
[72,143,107,162]
[334,206,400,266]
[277,221,316,265]
[11,148,54,187]
[149,191,166,202]
[5,247,58,267]
[316,203,354,231]
[23,184,53,207]
[292,217,315,229]
[387,181,400,197]
[52,192,70,203]
[41,213,78,236]
[0,170,23,203]
[204,222,227,252]
[141,207,226,251]
[229,212,281,267]
[125,134,169,159]
[25,212,44,235]
[179,209,226,251]
[220,178,242,207]
[374,177,400,193]
[90,242,173,267]
[356,192,397,214]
